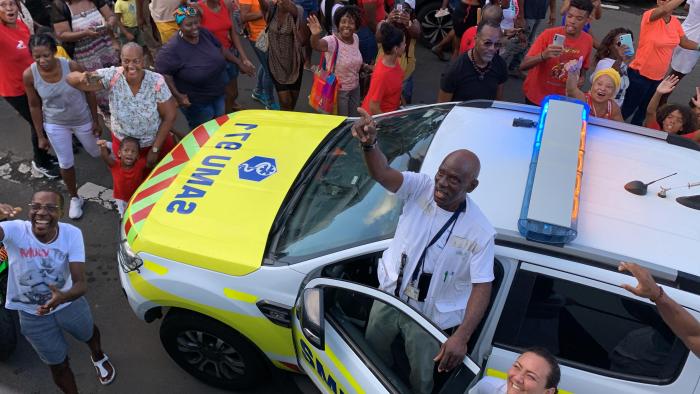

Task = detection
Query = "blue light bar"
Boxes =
[518,95,589,245]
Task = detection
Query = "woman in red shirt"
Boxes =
[198,0,255,112]
[361,22,405,114]
[0,0,58,178]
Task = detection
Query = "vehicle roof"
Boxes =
[420,102,700,278]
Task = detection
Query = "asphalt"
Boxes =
[1,2,700,392]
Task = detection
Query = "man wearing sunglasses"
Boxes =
[438,19,507,102]
[0,190,115,392]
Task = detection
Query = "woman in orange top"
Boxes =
[620,0,700,126]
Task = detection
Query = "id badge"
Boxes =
[404,284,420,300]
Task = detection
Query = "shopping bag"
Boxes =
[309,37,341,114]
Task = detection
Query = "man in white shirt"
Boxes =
[352,108,495,393]
[0,190,115,392]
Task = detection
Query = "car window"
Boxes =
[493,269,689,384]
[323,286,476,393]
[272,106,452,263]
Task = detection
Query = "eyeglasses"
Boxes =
[481,41,503,49]
[28,203,60,213]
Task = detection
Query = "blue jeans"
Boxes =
[358,26,378,64]
[621,67,662,126]
[181,95,225,129]
[252,43,276,104]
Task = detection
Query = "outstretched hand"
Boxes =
[37,285,66,315]
[433,332,469,373]
[0,204,22,220]
[691,87,700,108]
[306,14,322,36]
[564,56,583,74]
[656,74,679,95]
[351,107,377,145]
[618,261,660,299]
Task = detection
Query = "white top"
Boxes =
[1,221,85,315]
[378,171,496,329]
[671,0,700,74]
[469,377,508,394]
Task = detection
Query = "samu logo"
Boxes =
[238,156,277,182]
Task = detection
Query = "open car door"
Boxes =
[292,277,482,393]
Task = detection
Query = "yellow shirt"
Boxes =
[115,0,138,28]
[56,46,71,60]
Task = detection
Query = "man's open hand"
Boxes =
[433,331,469,373]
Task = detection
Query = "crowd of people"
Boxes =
[2,0,700,221]
[2,0,700,391]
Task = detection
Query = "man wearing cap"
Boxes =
[352,109,496,394]
[565,59,624,121]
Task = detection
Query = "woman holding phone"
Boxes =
[591,27,633,106]
[50,0,120,115]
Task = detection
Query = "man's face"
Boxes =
[506,352,555,394]
[28,192,62,239]
[475,25,503,63]
[433,155,478,211]
[564,7,589,36]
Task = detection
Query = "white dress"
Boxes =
[671,0,700,74]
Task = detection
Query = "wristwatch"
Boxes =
[362,138,378,152]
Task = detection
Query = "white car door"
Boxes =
[292,277,482,394]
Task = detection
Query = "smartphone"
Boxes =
[618,33,634,57]
[94,24,108,33]
[395,0,404,12]
[553,34,565,47]
[86,73,102,85]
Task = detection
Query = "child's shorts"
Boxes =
[119,26,145,46]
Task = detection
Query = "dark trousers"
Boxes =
[620,68,662,126]
[3,95,53,166]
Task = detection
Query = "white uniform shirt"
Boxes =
[378,172,496,329]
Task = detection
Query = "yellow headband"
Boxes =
[592,68,621,94]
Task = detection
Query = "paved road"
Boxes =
[1,2,699,392]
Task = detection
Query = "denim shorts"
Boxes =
[19,297,94,365]
[225,48,240,82]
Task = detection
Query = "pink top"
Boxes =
[322,34,363,91]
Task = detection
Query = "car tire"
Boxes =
[159,310,268,390]
[0,272,17,361]
[417,1,454,47]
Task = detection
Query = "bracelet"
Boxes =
[362,138,378,152]
[650,285,664,303]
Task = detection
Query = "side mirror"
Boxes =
[301,287,325,349]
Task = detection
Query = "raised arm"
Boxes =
[0,205,23,240]
[650,0,686,22]
[96,140,116,167]
[645,75,678,128]
[564,58,585,101]
[619,262,700,357]
[351,108,404,192]
[307,14,329,52]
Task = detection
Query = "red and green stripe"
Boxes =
[123,115,230,243]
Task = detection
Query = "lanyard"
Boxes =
[409,200,466,284]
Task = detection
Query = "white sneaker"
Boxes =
[69,197,84,219]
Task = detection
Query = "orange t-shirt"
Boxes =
[630,9,685,81]
[240,0,266,41]
[522,27,593,105]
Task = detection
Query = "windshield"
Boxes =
[272,105,453,263]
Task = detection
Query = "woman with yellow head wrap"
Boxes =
[564,56,624,121]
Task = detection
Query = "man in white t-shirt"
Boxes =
[352,108,495,393]
[0,190,115,392]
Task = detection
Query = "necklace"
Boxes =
[468,49,490,81]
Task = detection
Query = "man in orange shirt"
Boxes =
[519,0,593,106]
[240,0,278,109]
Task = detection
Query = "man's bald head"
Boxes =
[433,150,481,211]
[480,4,504,25]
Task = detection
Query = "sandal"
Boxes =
[91,353,116,385]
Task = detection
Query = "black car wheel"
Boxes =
[160,310,267,390]
[417,1,453,47]
[0,272,17,361]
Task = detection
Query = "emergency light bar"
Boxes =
[518,96,589,245]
